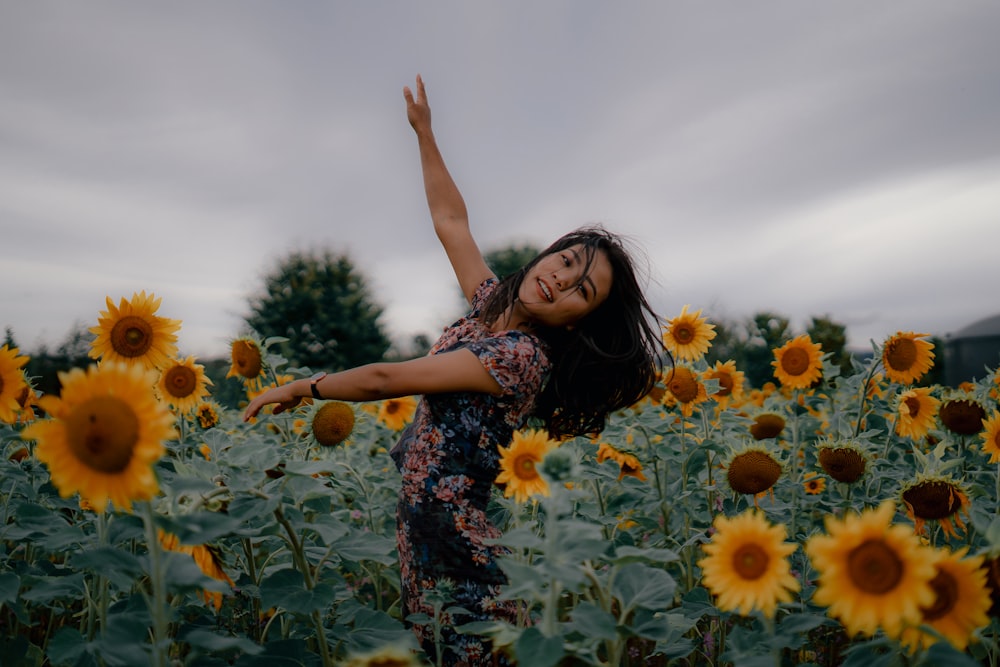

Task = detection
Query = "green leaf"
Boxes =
[610,563,676,614]
[0,572,20,606]
[45,627,88,667]
[568,601,618,641]
[71,547,144,589]
[331,530,396,564]
[915,642,982,667]
[156,511,243,545]
[514,627,564,667]
[182,629,263,655]
[260,568,336,615]
[20,573,86,604]
[611,545,680,565]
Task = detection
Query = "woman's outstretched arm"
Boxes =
[404,75,492,304]
[242,348,502,421]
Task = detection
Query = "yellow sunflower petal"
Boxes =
[496,429,558,503]
[772,335,823,390]
[805,500,940,639]
[88,291,181,371]
[698,510,800,617]
[22,363,176,512]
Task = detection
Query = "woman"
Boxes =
[244,75,664,666]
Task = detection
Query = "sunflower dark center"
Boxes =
[668,368,699,403]
[164,366,197,398]
[110,315,154,358]
[732,543,770,580]
[385,401,400,415]
[231,341,262,378]
[847,539,903,594]
[818,447,866,483]
[197,405,219,429]
[66,396,139,473]
[674,324,695,344]
[781,348,810,376]
[902,481,962,520]
[312,403,354,447]
[727,451,782,494]
[750,414,785,440]
[920,569,958,621]
[885,338,917,372]
[904,396,922,418]
[713,372,734,397]
[939,400,986,436]
[514,455,539,481]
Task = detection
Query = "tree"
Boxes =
[807,315,851,378]
[484,243,540,280]
[244,250,391,372]
[743,312,793,388]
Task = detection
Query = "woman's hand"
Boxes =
[243,381,306,421]
[403,74,431,135]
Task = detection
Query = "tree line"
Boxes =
[5,245,944,409]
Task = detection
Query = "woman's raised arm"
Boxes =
[404,75,492,304]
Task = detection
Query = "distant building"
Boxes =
[943,313,1000,386]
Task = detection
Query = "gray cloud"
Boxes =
[2,2,999,359]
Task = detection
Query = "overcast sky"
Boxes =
[3,2,999,361]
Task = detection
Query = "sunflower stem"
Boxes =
[853,357,881,438]
[140,501,170,667]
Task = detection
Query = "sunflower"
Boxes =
[881,332,935,385]
[311,401,356,447]
[726,446,783,497]
[803,472,826,495]
[899,547,990,652]
[772,335,823,390]
[596,442,647,482]
[901,475,970,539]
[980,411,1000,463]
[194,400,223,430]
[159,530,234,611]
[805,501,940,639]
[939,397,986,436]
[665,365,709,417]
[749,410,786,440]
[698,510,800,617]
[22,363,176,512]
[156,356,213,414]
[895,387,940,441]
[704,360,746,411]
[816,439,868,484]
[0,345,30,424]
[342,644,422,667]
[377,395,418,431]
[226,336,268,391]
[495,429,558,503]
[662,305,716,362]
[88,291,181,371]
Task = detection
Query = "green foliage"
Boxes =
[3,321,999,666]
[245,250,390,371]
[484,243,540,281]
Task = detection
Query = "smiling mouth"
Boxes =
[537,279,553,302]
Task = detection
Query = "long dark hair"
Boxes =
[479,226,666,439]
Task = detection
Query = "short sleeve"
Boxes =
[469,278,499,315]
[465,331,550,403]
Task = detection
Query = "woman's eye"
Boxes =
[561,254,570,266]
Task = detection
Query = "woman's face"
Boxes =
[516,244,613,328]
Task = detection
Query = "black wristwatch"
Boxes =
[309,372,327,399]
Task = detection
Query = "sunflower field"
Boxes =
[2,292,1000,667]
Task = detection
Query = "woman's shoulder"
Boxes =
[470,277,499,312]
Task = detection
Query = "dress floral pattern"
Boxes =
[390,278,551,666]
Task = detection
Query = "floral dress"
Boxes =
[390,278,551,666]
